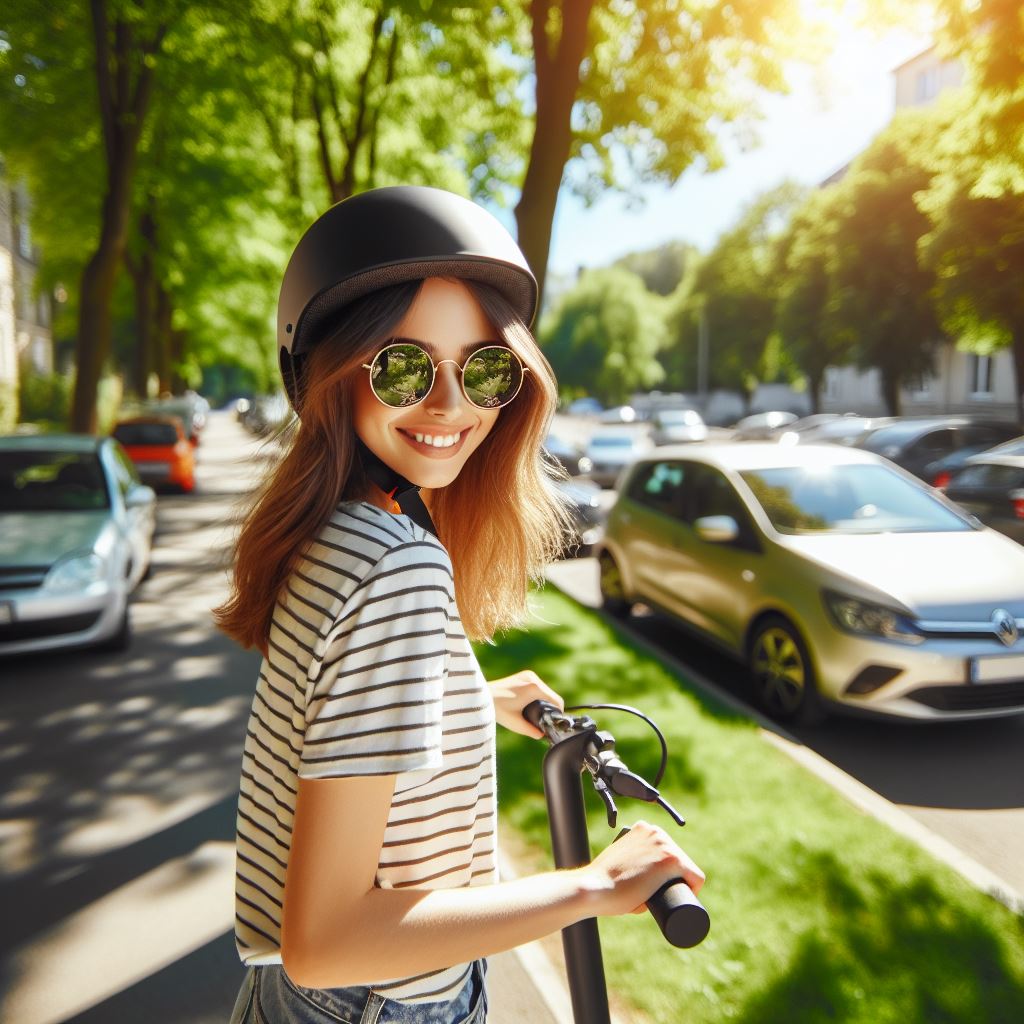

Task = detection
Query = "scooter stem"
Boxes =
[540,726,612,1024]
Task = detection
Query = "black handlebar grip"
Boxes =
[646,878,711,949]
[522,699,558,730]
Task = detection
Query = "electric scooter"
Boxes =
[523,699,710,1024]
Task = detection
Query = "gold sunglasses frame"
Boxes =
[361,341,530,409]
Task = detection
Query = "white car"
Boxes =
[0,435,156,655]
[598,442,1024,723]
[584,427,655,488]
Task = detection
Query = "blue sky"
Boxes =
[544,20,931,276]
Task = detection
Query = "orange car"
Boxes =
[112,415,196,492]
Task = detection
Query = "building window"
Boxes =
[969,354,993,398]
[17,221,32,260]
[907,372,932,400]
[915,67,940,104]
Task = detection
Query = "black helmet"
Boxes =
[277,185,538,408]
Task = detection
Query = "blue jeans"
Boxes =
[229,959,488,1024]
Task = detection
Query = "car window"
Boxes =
[739,464,971,534]
[0,450,111,511]
[114,422,179,446]
[109,442,141,497]
[909,428,956,457]
[960,424,1019,449]
[949,464,1024,489]
[626,461,685,518]
[686,464,759,547]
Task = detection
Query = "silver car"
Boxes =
[597,443,1024,723]
[0,435,156,655]
[584,427,655,488]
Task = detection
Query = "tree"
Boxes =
[539,266,667,405]
[515,0,812,301]
[670,183,805,397]
[827,111,942,415]
[613,241,696,297]
[918,149,1024,421]
[774,187,852,412]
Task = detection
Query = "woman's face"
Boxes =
[353,277,502,491]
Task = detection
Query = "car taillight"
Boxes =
[933,471,952,490]
[1011,489,1024,520]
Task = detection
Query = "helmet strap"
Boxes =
[355,438,438,537]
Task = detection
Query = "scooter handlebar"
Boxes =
[522,700,711,948]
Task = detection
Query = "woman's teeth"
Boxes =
[409,430,462,448]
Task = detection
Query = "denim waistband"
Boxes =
[231,958,488,1024]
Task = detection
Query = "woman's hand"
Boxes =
[486,670,564,739]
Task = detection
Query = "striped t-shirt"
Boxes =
[233,500,498,1003]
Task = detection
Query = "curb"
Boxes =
[542,565,1024,918]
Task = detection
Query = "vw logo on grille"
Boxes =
[991,609,1019,647]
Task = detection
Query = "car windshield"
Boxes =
[951,463,1024,488]
[0,451,110,511]
[591,436,634,449]
[739,464,971,534]
[114,422,179,446]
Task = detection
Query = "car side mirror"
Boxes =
[125,484,156,509]
[695,515,739,543]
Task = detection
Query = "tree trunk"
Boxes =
[70,3,165,431]
[71,222,124,432]
[808,368,822,414]
[514,0,595,307]
[881,369,902,416]
[126,206,157,398]
[1011,330,1024,425]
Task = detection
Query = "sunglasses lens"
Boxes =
[463,347,523,409]
[370,345,433,407]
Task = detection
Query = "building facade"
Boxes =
[0,158,54,425]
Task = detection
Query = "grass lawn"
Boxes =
[476,586,1024,1024]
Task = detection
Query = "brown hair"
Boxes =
[214,278,573,653]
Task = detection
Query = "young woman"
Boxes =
[217,186,704,1024]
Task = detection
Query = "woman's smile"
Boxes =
[396,425,473,456]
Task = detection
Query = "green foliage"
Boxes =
[539,266,667,405]
[774,186,853,409]
[0,379,17,433]
[612,241,696,297]
[671,182,807,395]
[17,370,72,427]
[568,0,812,202]
[827,110,943,414]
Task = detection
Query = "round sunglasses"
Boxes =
[362,341,529,409]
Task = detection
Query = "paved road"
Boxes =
[0,413,567,1024]
[547,557,1024,898]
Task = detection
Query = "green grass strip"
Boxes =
[475,586,1024,1024]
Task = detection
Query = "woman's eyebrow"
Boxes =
[393,336,501,360]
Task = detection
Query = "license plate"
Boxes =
[968,653,1024,684]
[139,462,171,476]
[0,601,14,624]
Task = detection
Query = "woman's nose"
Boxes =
[425,360,463,414]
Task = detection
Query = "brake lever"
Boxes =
[593,778,618,828]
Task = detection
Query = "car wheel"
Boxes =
[598,552,630,617]
[748,616,823,725]
[96,604,132,653]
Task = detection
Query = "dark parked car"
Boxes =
[778,415,893,447]
[552,476,606,556]
[855,418,1021,484]
[544,433,592,477]
[943,440,1024,544]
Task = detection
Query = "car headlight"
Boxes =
[823,590,924,645]
[44,552,108,594]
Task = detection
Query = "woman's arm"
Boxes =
[281,774,703,989]
[486,669,564,738]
